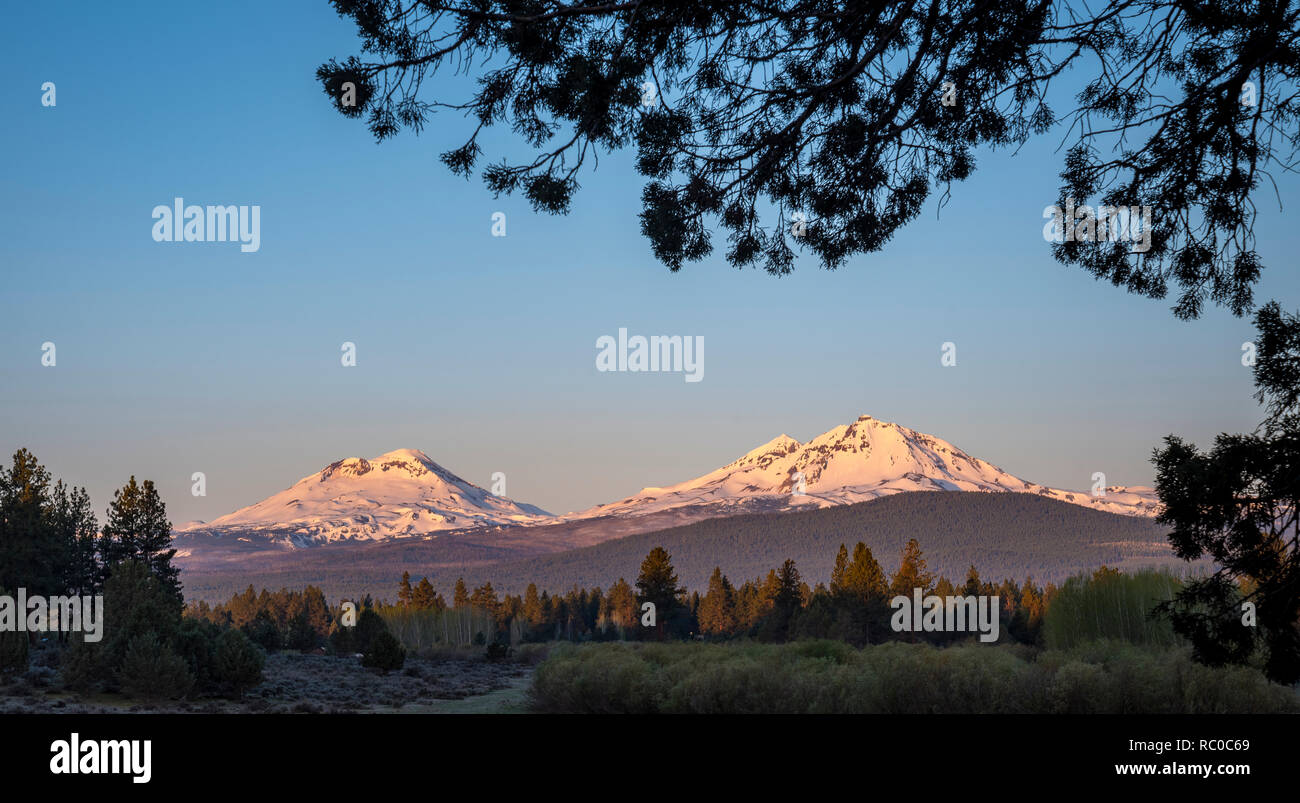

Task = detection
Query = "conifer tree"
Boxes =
[470,582,501,624]
[117,633,194,701]
[214,629,264,698]
[890,538,934,597]
[397,571,413,607]
[635,547,686,639]
[523,583,545,627]
[100,476,180,601]
[830,544,849,595]
[842,542,888,602]
[51,482,99,596]
[0,449,64,596]
[604,578,637,630]
[698,567,737,636]
[412,577,441,610]
[453,577,470,609]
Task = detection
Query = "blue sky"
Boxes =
[2,1,1296,523]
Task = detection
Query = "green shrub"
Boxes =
[214,629,264,698]
[101,561,184,671]
[59,633,103,692]
[240,609,281,652]
[175,618,222,693]
[287,611,320,652]
[528,639,1300,714]
[362,630,406,672]
[329,624,355,655]
[354,608,387,654]
[1043,568,1183,649]
[0,628,28,675]
[117,633,194,701]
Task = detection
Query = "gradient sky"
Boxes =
[2,1,1297,524]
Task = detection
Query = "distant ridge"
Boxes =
[178,413,1159,552]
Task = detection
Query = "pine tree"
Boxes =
[362,630,406,672]
[698,567,737,635]
[101,559,184,671]
[353,607,387,654]
[100,477,181,601]
[604,578,636,630]
[758,559,804,642]
[635,547,685,639]
[470,582,501,625]
[214,629,264,698]
[117,633,194,701]
[830,544,850,595]
[412,577,441,610]
[453,577,470,609]
[523,583,545,627]
[890,538,934,597]
[774,560,802,615]
[51,482,99,596]
[0,449,64,596]
[842,542,888,602]
[287,610,320,651]
[397,571,413,607]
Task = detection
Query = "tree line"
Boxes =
[356,540,1052,647]
[0,449,262,700]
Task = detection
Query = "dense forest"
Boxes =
[197,539,1066,649]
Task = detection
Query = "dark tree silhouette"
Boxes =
[318,1,1300,318]
[1154,301,1300,684]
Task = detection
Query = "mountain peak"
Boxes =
[376,447,434,463]
[570,414,1159,520]
[184,448,550,545]
[730,434,802,469]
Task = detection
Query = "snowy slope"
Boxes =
[179,415,1159,551]
[178,449,550,547]
[565,415,1159,520]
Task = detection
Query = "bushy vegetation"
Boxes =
[1043,568,1184,649]
[530,639,1299,714]
[361,630,406,672]
[0,621,28,674]
[116,633,194,701]
[380,605,512,652]
[0,587,28,674]
[0,449,274,702]
[187,585,331,653]
[213,630,265,697]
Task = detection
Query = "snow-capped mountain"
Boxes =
[178,415,1159,552]
[178,449,550,547]
[566,414,1159,521]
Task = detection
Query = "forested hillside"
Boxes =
[181,491,1188,602]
